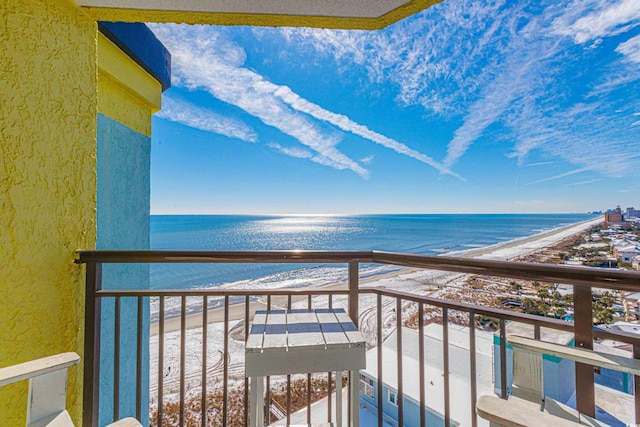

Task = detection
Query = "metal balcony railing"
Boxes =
[76,250,640,427]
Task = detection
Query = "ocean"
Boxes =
[150,214,594,291]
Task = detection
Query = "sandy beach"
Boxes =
[150,217,601,336]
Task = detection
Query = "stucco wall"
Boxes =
[96,113,151,426]
[0,0,97,424]
[97,32,163,137]
[96,27,162,424]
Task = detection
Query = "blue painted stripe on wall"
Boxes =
[97,113,151,426]
[99,21,171,91]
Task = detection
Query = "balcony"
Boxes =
[76,250,640,427]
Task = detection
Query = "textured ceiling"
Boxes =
[74,0,442,29]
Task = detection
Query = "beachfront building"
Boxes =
[359,324,494,427]
[616,245,640,263]
[627,208,640,220]
[604,206,624,227]
[604,206,634,230]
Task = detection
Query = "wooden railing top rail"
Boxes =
[76,249,640,291]
[372,251,640,291]
[75,250,374,264]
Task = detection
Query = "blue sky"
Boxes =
[149,0,640,215]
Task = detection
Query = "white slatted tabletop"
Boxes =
[246,309,366,427]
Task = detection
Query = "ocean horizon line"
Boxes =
[150,212,599,217]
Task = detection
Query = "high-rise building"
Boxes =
[604,206,624,227]
[626,207,640,219]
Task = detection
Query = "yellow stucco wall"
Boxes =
[0,0,97,424]
[98,33,162,136]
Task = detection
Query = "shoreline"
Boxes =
[150,217,602,336]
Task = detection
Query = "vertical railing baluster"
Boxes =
[328,291,333,423]
[419,302,425,427]
[348,262,359,427]
[499,318,507,399]
[266,296,271,425]
[347,370,352,427]
[244,296,250,427]
[348,262,359,326]
[469,312,477,427]
[201,296,208,427]
[396,298,403,427]
[634,344,640,425]
[83,262,102,427]
[113,296,121,423]
[307,295,312,425]
[136,296,143,421]
[574,286,595,417]
[180,296,186,426]
[377,293,383,427]
[223,296,229,427]
[287,295,292,425]
[443,307,450,427]
[158,296,165,427]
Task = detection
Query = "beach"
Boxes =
[151,217,601,336]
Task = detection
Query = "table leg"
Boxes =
[250,376,264,427]
[350,370,359,427]
[336,370,343,427]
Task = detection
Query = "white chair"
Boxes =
[476,335,640,427]
[0,352,141,427]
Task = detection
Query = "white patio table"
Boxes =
[246,308,366,427]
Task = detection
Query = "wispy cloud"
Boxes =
[156,96,258,142]
[361,155,375,165]
[151,24,368,177]
[150,24,456,179]
[526,167,590,185]
[616,34,640,63]
[552,0,640,44]
[442,52,532,168]
[272,86,459,177]
[267,143,312,160]
[561,179,601,186]
[274,0,640,181]
[524,161,556,167]
[277,0,515,117]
